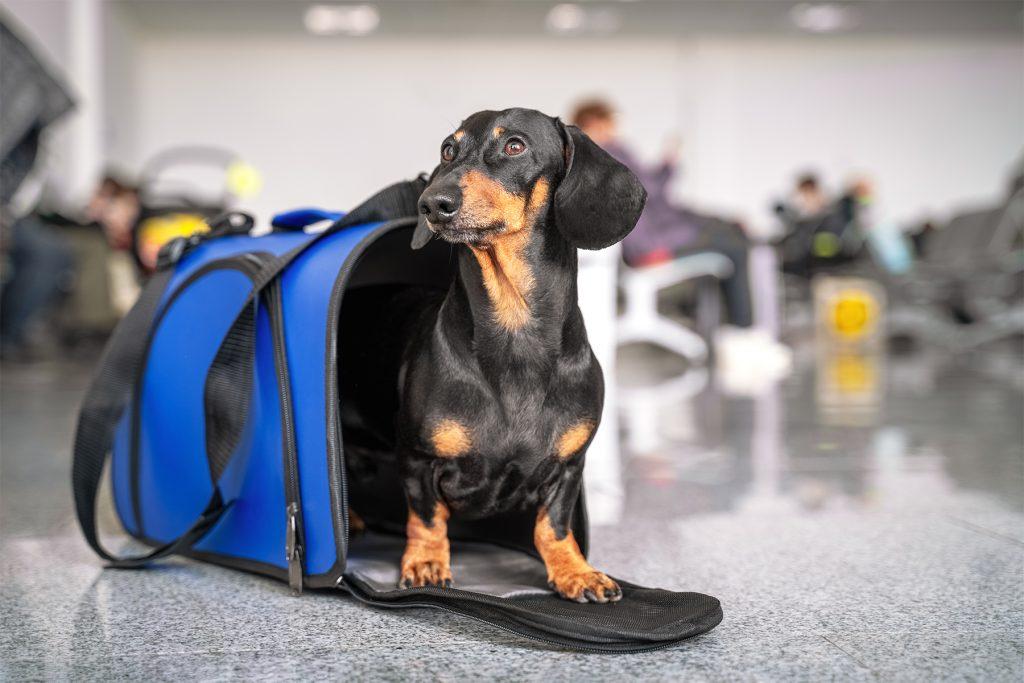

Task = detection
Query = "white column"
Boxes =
[67,0,103,203]
[577,245,624,526]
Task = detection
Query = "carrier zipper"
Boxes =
[285,502,302,594]
[266,279,305,595]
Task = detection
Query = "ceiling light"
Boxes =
[546,3,622,35]
[789,3,858,33]
[304,4,380,36]
[546,4,586,34]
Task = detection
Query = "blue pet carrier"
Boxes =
[72,179,723,652]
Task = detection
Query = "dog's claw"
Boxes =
[399,559,453,589]
[548,570,621,604]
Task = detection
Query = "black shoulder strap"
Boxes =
[72,177,425,568]
[70,268,221,567]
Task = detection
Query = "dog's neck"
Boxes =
[442,214,583,374]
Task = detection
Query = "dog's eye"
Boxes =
[441,143,455,162]
[503,138,526,156]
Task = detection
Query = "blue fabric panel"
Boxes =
[111,229,312,538]
[110,220,388,577]
[280,222,382,575]
[136,269,254,543]
[193,301,287,568]
[112,411,136,535]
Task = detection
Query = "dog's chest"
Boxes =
[425,376,600,516]
[433,416,566,516]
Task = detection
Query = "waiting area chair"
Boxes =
[617,253,733,362]
[886,186,1023,350]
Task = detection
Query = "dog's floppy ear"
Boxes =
[411,168,439,250]
[553,121,647,250]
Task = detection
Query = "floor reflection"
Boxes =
[614,338,1024,524]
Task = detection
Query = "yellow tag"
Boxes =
[831,290,876,339]
[137,213,210,268]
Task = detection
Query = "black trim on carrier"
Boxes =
[265,278,305,594]
[310,217,419,589]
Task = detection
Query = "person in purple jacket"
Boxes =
[571,99,791,379]
[571,100,753,327]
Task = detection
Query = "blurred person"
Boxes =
[0,213,75,360]
[79,175,139,247]
[53,175,141,339]
[792,173,829,218]
[571,99,790,370]
[776,173,868,276]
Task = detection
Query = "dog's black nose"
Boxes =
[419,191,461,224]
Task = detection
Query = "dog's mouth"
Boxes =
[427,220,506,246]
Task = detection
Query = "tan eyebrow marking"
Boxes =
[492,126,505,138]
[453,130,465,141]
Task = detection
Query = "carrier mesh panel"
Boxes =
[203,303,256,483]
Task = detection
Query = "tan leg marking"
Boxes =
[431,419,472,458]
[556,420,595,460]
[534,509,621,603]
[400,502,452,588]
[462,176,550,330]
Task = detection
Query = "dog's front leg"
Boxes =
[534,470,621,603]
[399,461,453,589]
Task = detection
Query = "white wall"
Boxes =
[127,31,1024,231]
[130,35,681,220]
[681,37,1024,232]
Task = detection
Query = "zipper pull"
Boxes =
[285,502,303,596]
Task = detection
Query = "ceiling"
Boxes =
[119,1,1024,38]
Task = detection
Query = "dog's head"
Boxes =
[413,108,646,251]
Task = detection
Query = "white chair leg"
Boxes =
[647,317,709,362]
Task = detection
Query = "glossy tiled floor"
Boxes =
[2,340,1022,680]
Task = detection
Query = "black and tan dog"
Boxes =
[346,108,645,603]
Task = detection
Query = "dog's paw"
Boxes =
[548,570,622,604]
[399,560,453,589]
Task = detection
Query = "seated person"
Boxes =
[570,99,789,368]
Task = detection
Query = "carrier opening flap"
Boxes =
[342,532,723,653]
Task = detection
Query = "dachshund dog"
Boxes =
[346,108,645,603]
